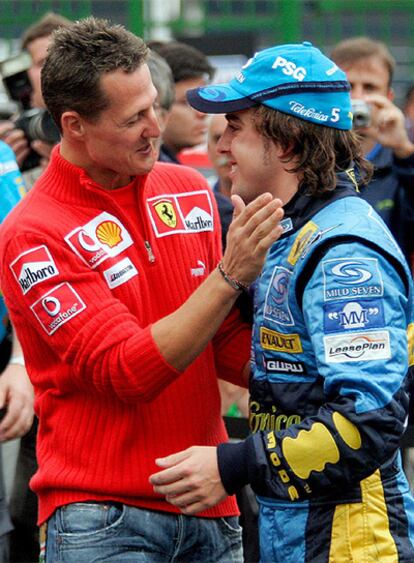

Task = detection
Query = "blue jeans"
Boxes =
[45,502,243,562]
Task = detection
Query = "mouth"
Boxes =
[229,162,237,177]
[136,143,153,156]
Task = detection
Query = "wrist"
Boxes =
[217,261,249,293]
[9,355,25,367]
[394,140,414,159]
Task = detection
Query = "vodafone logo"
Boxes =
[30,283,86,335]
[10,245,59,295]
[41,296,61,316]
[65,212,133,268]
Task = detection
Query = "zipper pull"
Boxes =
[144,240,155,263]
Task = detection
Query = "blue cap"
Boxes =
[187,42,352,130]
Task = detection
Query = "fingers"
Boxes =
[231,192,274,226]
[0,396,34,441]
[230,194,245,219]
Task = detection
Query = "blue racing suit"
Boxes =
[0,141,26,344]
[218,175,414,562]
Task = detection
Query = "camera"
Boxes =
[351,99,371,129]
[0,51,60,170]
[14,108,60,145]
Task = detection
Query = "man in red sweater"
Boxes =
[0,17,283,562]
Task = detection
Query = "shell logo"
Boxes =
[95,221,123,248]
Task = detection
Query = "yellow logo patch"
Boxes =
[282,422,339,479]
[154,201,177,228]
[260,327,302,353]
[407,323,414,366]
[287,221,318,265]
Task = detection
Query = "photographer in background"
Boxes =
[0,13,71,186]
[331,37,414,265]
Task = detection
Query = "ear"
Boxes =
[387,87,394,102]
[61,111,86,140]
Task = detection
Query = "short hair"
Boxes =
[21,12,72,50]
[252,107,372,196]
[331,37,395,87]
[147,50,175,111]
[41,17,148,131]
[147,40,214,83]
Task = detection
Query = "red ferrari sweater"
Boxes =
[0,147,250,524]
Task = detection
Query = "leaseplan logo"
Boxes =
[10,245,59,295]
[324,330,390,363]
[30,282,86,335]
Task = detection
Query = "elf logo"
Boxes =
[10,245,59,295]
[272,56,307,82]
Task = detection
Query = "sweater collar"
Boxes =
[38,145,148,205]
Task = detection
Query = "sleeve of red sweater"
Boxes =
[208,187,252,388]
[1,232,180,404]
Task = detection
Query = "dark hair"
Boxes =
[147,50,175,110]
[147,40,214,83]
[41,17,148,131]
[252,106,372,196]
[21,12,72,50]
[331,37,395,88]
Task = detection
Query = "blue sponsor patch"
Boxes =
[322,257,383,301]
[263,266,294,326]
[323,299,385,333]
[280,218,293,234]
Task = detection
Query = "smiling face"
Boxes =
[216,109,297,204]
[68,64,161,188]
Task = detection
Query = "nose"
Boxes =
[146,107,161,138]
[217,126,231,154]
[351,84,365,100]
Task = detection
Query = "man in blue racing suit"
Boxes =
[150,42,414,562]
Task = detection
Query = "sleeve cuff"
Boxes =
[217,440,250,495]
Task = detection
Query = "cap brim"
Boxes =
[187,84,258,114]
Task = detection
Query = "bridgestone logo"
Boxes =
[103,258,138,289]
[111,265,133,282]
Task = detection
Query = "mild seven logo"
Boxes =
[322,257,383,301]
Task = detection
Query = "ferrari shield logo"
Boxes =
[154,201,177,228]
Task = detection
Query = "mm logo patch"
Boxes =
[30,282,86,335]
[147,190,214,237]
[260,327,302,353]
[323,299,385,333]
[10,245,59,295]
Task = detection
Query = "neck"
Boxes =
[60,139,133,190]
[217,178,232,199]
